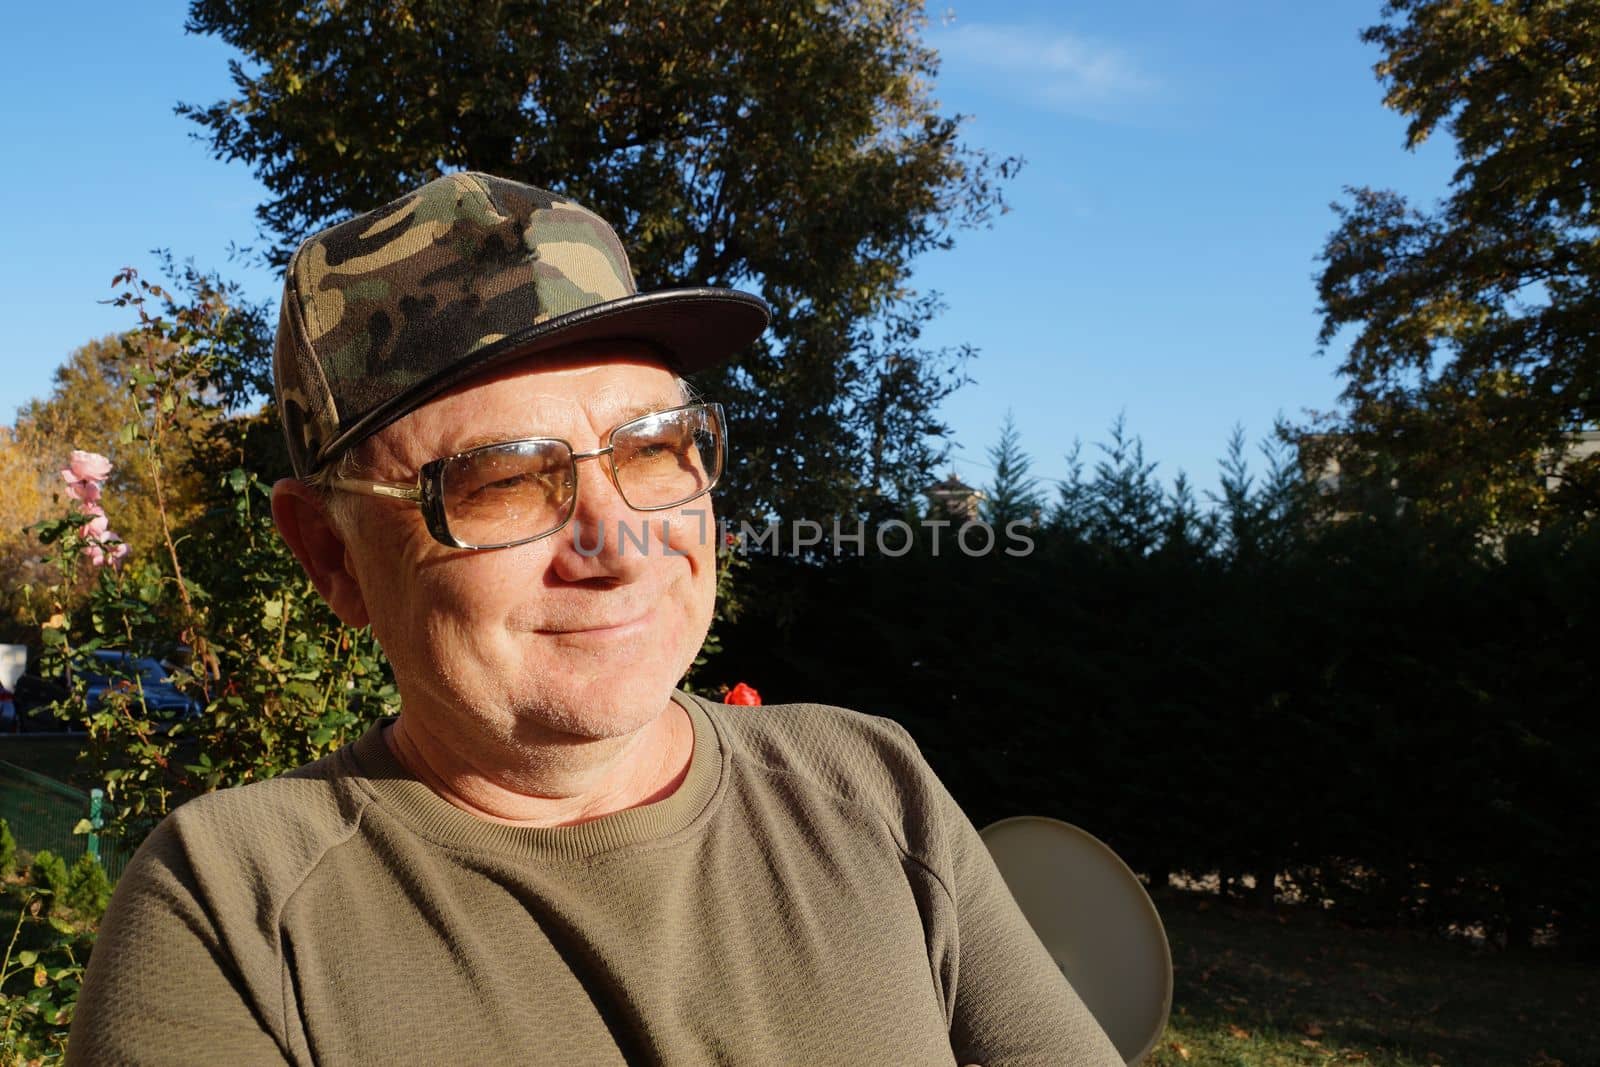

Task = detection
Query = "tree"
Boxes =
[20,266,393,842]
[0,427,56,640]
[1315,0,1600,534]
[63,852,112,920]
[13,336,206,562]
[1155,470,1219,565]
[980,410,1042,527]
[1047,440,1091,540]
[179,0,1016,521]
[1087,414,1164,556]
[1212,425,1306,569]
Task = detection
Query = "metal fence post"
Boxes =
[88,787,104,860]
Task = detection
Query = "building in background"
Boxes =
[923,473,985,523]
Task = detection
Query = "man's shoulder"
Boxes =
[688,694,946,821]
[131,740,373,897]
[169,744,364,831]
[696,695,918,757]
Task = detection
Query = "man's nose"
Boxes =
[548,453,653,581]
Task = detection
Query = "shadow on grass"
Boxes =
[1143,893,1597,1067]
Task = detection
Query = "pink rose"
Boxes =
[81,530,129,569]
[61,450,113,484]
[65,479,102,507]
[64,450,127,568]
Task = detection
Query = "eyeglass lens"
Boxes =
[436,405,723,547]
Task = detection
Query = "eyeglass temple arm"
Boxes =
[327,477,423,502]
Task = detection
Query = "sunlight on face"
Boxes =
[340,343,718,752]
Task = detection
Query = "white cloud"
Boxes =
[937,22,1156,117]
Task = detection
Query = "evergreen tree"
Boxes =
[1157,470,1219,563]
[1048,440,1093,542]
[1088,414,1164,556]
[1214,424,1307,568]
[0,819,16,881]
[981,411,1043,528]
[63,852,112,920]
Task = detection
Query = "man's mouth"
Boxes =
[540,605,656,637]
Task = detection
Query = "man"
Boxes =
[69,173,1121,1066]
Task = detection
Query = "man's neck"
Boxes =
[382,699,694,828]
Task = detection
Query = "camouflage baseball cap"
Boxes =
[273,171,770,477]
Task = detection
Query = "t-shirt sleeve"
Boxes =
[865,714,1123,1067]
[66,819,291,1067]
[937,788,1125,1066]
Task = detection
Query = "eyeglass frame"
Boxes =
[325,401,728,551]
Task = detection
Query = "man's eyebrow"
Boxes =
[615,400,676,422]
[448,428,561,454]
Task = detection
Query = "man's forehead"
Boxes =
[449,385,683,451]
[374,362,686,463]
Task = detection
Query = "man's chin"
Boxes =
[505,679,679,743]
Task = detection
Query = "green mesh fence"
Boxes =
[0,760,130,882]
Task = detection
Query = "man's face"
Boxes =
[336,343,717,747]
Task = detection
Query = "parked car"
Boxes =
[81,651,203,722]
[4,652,204,732]
[11,673,70,732]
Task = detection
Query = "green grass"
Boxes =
[1147,893,1598,1067]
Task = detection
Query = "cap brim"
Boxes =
[316,287,770,471]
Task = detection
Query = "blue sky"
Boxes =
[0,1,1459,500]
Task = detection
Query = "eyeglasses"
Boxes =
[329,402,726,550]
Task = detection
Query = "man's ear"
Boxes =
[270,479,371,629]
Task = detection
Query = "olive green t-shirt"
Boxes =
[68,694,1120,1066]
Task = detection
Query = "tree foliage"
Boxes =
[0,428,57,641]
[179,0,1015,520]
[980,411,1042,528]
[1,833,94,1061]
[24,267,393,843]
[710,415,1600,952]
[13,336,207,566]
[1316,0,1600,533]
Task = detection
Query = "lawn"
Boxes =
[1148,892,1598,1067]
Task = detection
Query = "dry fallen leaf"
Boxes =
[1169,1041,1189,1061]
[1227,1024,1251,1040]
[1304,1022,1326,1038]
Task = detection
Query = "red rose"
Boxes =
[724,682,762,706]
